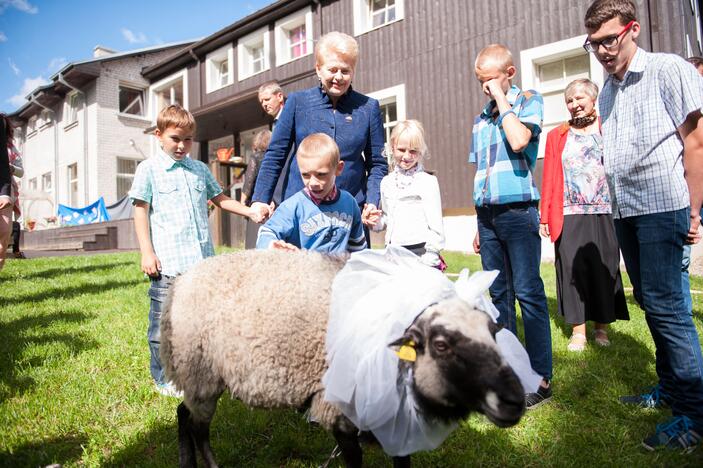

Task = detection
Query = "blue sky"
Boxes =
[0,0,275,113]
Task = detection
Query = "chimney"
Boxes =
[93,45,117,58]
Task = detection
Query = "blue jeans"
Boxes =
[682,244,692,314]
[614,208,703,430]
[476,203,552,381]
[147,274,175,385]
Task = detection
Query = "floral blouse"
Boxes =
[561,130,611,215]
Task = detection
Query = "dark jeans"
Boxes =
[476,202,552,381]
[614,208,703,430]
[147,274,175,385]
[682,244,692,314]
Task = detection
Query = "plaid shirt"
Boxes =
[129,148,222,276]
[469,85,543,206]
[599,48,703,218]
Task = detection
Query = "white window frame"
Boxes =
[274,7,313,66]
[205,44,234,93]
[65,92,80,126]
[28,177,38,191]
[148,69,189,119]
[238,27,270,81]
[116,157,141,199]
[353,0,404,36]
[520,35,605,159]
[366,84,406,158]
[27,116,38,137]
[41,172,53,193]
[118,83,147,118]
[39,109,53,129]
[67,163,79,207]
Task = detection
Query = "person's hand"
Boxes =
[539,223,550,239]
[270,240,299,251]
[250,202,273,223]
[362,207,383,227]
[472,231,480,254]
[361,203,380,227]
[482,79,506,100]
[686,212,702,244]
[141,251,161,277]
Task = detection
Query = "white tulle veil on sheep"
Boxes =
[322,245,541,456]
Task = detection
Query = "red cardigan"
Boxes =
[539,120,601,242]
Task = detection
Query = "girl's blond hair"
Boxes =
[390,120,428,157]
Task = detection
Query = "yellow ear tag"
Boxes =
[395,340,417,362]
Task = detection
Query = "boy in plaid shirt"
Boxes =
[129,105,268,397]
[469,44,552,409]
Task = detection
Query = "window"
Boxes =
[238,126,268,163]
[68,163,78,207]
[27,116,37,136]
[238,27,269,80]
[520,36,605,158]
[275,7,313,66]
[150,70,187,116]
[353,0,404,36]
[206,44,234,93]
[42,172,53,193]
[119,85,146,116]
[366,84,406,162]
[116,158,140,199]
[66,92,81,124]
[38,109,53,128]
[28,177,38,191]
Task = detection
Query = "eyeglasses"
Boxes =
[583,20,635,53]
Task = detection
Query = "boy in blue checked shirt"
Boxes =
[469,44,552,409]
[129,105,269,398]
[256,133,366,253]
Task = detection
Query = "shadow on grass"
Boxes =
[12,279,143,305]
[0,434,87,467]
[18,260,135,281]
[0,310,98,403]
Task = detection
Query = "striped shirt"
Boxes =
[599,48,703,218]
[469,85,543,206]
[129,148,223,276]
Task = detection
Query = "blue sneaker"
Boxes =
[619,385,669,409]
[642,416,701,453]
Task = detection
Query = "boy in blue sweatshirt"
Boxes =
[256,133,366,253]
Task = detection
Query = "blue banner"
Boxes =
[58,197,111,226]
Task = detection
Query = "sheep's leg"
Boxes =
[177,402,197,468]
[332,427,362,468]
[186,395,221,468]
[392,455,411,468]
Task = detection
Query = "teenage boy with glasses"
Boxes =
[584,0,703,453]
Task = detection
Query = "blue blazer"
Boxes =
[252,85,388,207]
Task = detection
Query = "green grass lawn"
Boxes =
[1,250,702,467]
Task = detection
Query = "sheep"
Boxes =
[160,249,526,468]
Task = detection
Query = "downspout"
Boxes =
[58,73,89,204]
[28,93,59,214]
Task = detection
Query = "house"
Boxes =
[141,0,703,253]
[8,40,196,228]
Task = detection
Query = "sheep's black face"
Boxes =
[391,299,525,428]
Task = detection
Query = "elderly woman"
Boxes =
[250,31,387,232]
[539,78,628,351]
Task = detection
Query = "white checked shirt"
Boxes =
[129,148,222,276]
[599,48,703,218]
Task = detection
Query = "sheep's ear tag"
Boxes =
[396,340,417,362]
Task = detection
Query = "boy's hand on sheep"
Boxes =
[141,251,162,277]
[270,240,299,251]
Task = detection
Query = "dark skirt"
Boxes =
[554,214,629,325]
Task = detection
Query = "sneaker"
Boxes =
[642,416,701,453]
[619,385,669,409]
[155,382,183,398]
[525,383,552,410]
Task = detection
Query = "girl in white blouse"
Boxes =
[368,120,445,268]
